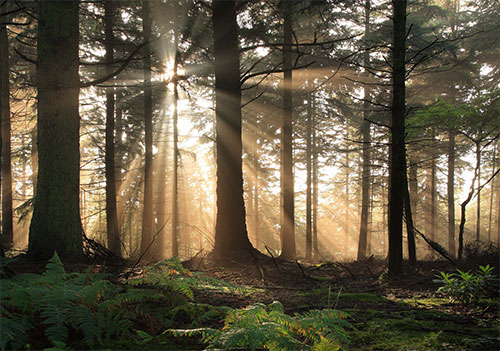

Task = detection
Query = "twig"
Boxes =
[295,260,307,278]
[264,245,281,272]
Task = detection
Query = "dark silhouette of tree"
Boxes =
[388,0,406,278]
[28,0,84,260]
[212,0,254,255]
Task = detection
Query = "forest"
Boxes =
[0,0,499,350]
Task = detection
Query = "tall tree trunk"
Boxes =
[279,0,295,259]
[153,108,168,259]
[388,0,406,278]
[305,88,312,261]
[104,0,120,256]
[488,144,497,242]
[171,51,180,257]
[140,0,154,260]
[345,138,350,241]
[476,146,481,241]
[447,129,456,257]
[29,0,83,260]
[212,0,253,255]
[253,137,260,251]
[431,147,437,241]
[1,19,13,250]
[312,110,319,259]
[357,0,371,261]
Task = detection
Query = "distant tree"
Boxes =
[28,0,84,260]
[140,0,154,261]
[212,0,254,255]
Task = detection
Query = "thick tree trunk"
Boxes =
[388,0,406,278]
[104,0,120,257]
[447,130,456,257]
[29,0,83,260]
[212,0,253,255]
[279,0,296,260]
[0,20,13,249]
[140,0,154,260]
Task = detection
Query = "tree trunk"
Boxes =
[140,0,154,260]
[212,0,253,255]
[305,88,312,261]
[171,52,180,257]
[388,0,406,278]
[279,0,296,260]
[104,0,120,257]
[447,129,456,257]
[312,109,319,259]
[404,155,416,265]
[476,145,481,241]
[357,0,371,262]
[0,19,13,250]
[28,0,83,260]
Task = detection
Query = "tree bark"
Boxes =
[305,87,312,261]
[140,0,154,260]
[104,0,120,257]
[171,51,180,257]
[279,0,296,260]
[212,0,253,255]
[357,2,372,261]
[388,0,406,278]
[28,0,83,260]
[0,19,13,249]
[447,129,456,257]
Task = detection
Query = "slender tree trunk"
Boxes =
[104,0,120,256]
[431,149,437,241]
[476,146,481,241]
[140,0,154,260]
[448,130,456,257]
[1,20,13,249]
[28,0,83,260]
[458,142,481,260]
[305,88,312,261]
[404,155,416,265]
[253,137,260,251]
[357,0,371,261]
[312,98,319,259]
[171,52,180,257]
[212,0,253,255]
[388,0,406,278]
[279,0,295,259]
[345,139,350,241]
[153,108,168,259]
[489,143,497,242]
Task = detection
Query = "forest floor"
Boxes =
[2,249,499,351]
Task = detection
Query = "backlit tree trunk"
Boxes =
[305,87,312,261]
[280,0,296,260]
[448,130,456,257]
[212,0,253,255]
[104,0,121,256]
[140,0,154,260]
[388,0,406,278]
[28,0,83,260]
[0,19,13,249]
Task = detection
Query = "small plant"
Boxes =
[168,300,352,350]
[435,265,497,305]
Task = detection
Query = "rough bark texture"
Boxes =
[388,0,406,278]
[140,0,154,260]
[28,0,83,260]
[279,0,296,260]
[1,20,13,249]
[213,0,253,255]
[104,0,121,256]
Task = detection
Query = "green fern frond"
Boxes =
[40,303,68,344]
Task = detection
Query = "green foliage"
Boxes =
[435,265,497,305]
[169,301,352,350]
[0,252,131,350]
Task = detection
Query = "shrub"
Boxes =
[435,265,497,305]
